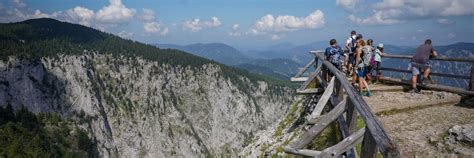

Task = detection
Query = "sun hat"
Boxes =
[378,43,384,48]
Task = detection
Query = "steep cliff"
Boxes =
[0,18,295,157]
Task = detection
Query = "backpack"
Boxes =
[361,46,373,67]
[326,46,343,67]
[370,55,376,67]
[369,47,377,67]
[349,37,356,54]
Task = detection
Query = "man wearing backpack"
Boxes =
[324,39,344,80]
[410,39,438,93]
[345,31,357,76]
[325,39,344,68]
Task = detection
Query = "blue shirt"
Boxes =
[325,45,344,65]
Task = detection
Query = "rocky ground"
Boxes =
[365,85,474,157]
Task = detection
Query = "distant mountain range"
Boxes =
[234,58,302,80]
[156,43,303,80]
[241,41,327,64]
[157,43,250,65]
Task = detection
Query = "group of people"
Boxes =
[325,30,384,96]
[324,30,438,96]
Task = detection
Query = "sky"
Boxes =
[1,0,473,48]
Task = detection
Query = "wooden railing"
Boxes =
[380,54,474,95]
[285,51,400,158]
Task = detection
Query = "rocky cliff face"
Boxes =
[0,53,294,157]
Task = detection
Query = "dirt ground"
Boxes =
[363,85,474,157]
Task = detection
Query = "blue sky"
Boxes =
[1,0,473,48]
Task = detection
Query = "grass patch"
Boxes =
[375,102,455,116]
[307,121,342,150]
[273,98,303,138]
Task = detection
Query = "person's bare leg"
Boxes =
[359,77,365,91]
[352,70,357,85]
[423,68,430,79]
[411,75,418,89]
[363,79,372,96]
[348,64,352,75]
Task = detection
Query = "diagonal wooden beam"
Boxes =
[295,58,316,78]
[283,147,321,157]
[309,76,335,118]
[296,88,323,95]
[298,65,322,91]
[289,98,347,149]
[291,77,309,82]
[318,128,366,158]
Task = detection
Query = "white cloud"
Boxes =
[183,16,221,32]
[348,9,403,25]
[373,0,404,9]
[0,0,53,23]
[347,0,474,26]
[144,22,169,36]
[117,30,133,38]
[144,22,161,33]
[232,24,239,30]
[63,6,95,26]
[251,10,325,34]
[31,9,50,19]
[1,0,138,26]
[160,27,169,36]
[336,0,360,10]
[448,33,456,38]
[12,0,26,7]
[229,24,242,36]
[229,32,241,36]
[142,8,155,21]
[437,18,454,25]
[440,0,474,16]
[271,34,284,40]
[95,0,136,24]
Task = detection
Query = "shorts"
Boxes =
[375,61,382,74]
[356,67,368,77]
[410,62,430,76]
[348,54,355,65]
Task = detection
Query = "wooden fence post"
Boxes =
[346,101,358,134]
[361,128,377,158]
[315,57,319,70]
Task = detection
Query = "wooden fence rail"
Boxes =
[285,51,400,158]
[381,54,474,63]
[381,53,474,93]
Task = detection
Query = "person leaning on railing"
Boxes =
[374,43,384,83]
[409,39,438,93]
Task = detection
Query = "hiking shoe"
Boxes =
[422,79,430,85]
[409,88,420,94]
[367,91,372,97]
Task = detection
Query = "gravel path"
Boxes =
[362,86,473,157]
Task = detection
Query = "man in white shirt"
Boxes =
[345,30,357,75]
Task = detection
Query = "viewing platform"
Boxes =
[282,50,474,157]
